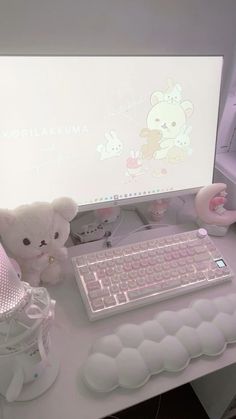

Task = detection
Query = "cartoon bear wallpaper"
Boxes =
[145,80,193,162]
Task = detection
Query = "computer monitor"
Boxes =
[0,56,222,210]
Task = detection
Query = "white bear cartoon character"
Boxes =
[97,130,123,160]
[147,88,193,160]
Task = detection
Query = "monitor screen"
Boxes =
[0,56,222,210]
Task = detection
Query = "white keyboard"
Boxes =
[71,229,233,320]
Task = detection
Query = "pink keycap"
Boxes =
[111,276,120,284]
[196,262,208,271]
[194,246,205,254]
[149,257,158,266]
[178,259,186,266]
[114,248,123,256]
[115,265,124,274]
[140,259,149,267]
[196,272,205,280]
[124,263,132,271]
[115,258,124,265]
[87,254,97,263]
[128,279,137,289]
[91,298,105,311]
[148,250,156,258]
[120,282,128,291]
[146,275,155,284]
[110,284,120,294]
[104,296,116,307]
[80,265,90,274]
[120,273,129,281]
[208,270,216,279]
[88,288,110,300]
[170,261,178,268]
[128,271,137,279]
[96,269,106,279]
[146,266,154,275]
[140,252,148,259]
[101,277,111,287]
[83,273,95,283]
[106,267,115,276]
[117,293,127,303]
[187,248,195,256]
[76,256,86,266]
[124,247,132,255]
[137,277,146,286]
[132,261,140,270]
[86,281,101,291]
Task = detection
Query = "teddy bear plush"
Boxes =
[0,197,78,287]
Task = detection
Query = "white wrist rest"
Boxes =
[83,294,236,392]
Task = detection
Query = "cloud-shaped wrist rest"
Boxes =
[83,294,236,392]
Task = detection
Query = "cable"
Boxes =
[105,210,125,247]
[153,395,162,419]
[106,222,171,248]
[108,209,125,239]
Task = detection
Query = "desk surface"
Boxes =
[3,222,236,419]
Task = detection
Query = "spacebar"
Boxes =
[127,284,163,300]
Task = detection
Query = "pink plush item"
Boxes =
[209,196,227,214]
[94,207,120,224]
[195,183,236,226]
[148,199,169,221]
[0,197,78,286]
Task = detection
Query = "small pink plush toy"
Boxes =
[94,207,121,224]
[148,199,169,221]
[209,190,227,215]
[0,197,78,287]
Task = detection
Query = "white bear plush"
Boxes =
[0,197,78,286]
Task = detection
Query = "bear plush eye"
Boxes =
[155,118,160,122]
[23,238,31,246]
[54,232,59,239]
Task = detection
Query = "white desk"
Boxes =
[3,222,236,419]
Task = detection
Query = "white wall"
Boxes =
[0,0,235,117]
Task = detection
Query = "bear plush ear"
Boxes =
[0,209,15,234]
[52,197,78,222]
[181,100,194,118]
[150,91,164,106]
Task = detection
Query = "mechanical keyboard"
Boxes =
[71,229,233,320]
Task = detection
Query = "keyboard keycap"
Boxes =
[127,284,162,300]
[104,296,116,307]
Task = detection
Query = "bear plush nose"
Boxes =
[39,240,47,247]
